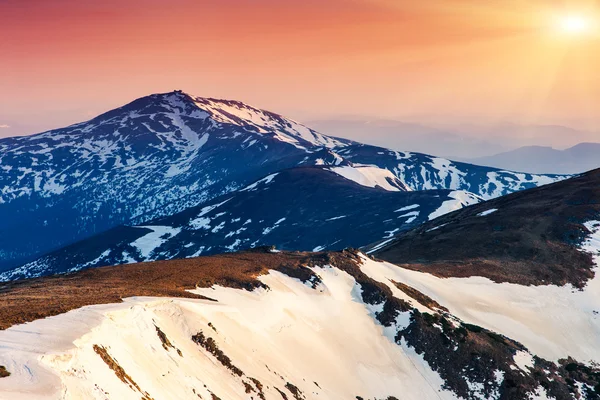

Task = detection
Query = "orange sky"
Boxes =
[1,0,599,137]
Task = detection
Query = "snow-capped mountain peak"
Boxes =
[0,90,568,273]
[32,90,349,152]
[0,91,353,270]
[189,93,351,150]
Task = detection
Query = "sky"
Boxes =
[1,0,599,149]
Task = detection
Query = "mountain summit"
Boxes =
[0,91,566,273]
[0,91,350,270]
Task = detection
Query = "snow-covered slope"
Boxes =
[0,271,455,400]
[427,190,482,220]
[364,169,600,367]
[360,218,600,365]
[0,90,566,273]
[2,167,481,281]
[1,250,598,400]
[335,145,566,199]
[193,97,346,150]
[328,165,409,191]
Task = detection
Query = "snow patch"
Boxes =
[366,238,395,254]
[325,215,347,221]
[240,173,278,192]
[477,208,498,217]
[130,226,181,259]
[330,166,405,192]
[395,204,419,213]
[428,191,482,220]
[513,351,535,372]
[262,218,286,235]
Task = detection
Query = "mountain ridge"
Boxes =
[459,142,600,174]
[360,169,600,370]
[1,248,600,399]
[370,168,600,288]
[0,90,567,273]
[0,166,484,281]
[0,91,351,269]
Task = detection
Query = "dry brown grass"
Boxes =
[155,325,182,357]
[0,249,357,331]
[192,330,244,377]
[391,280,449,312]
[93,345,154,399]
[374,169,600,287]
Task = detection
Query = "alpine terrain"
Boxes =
[0,91,594,400]
[5,0,599,398]
[0,91,565,277]
[1,164,600,400]
[3,166,484,281]
[370,168,600,366]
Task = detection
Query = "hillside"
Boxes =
[365,169,600,369]
[1,167,482,281]
[1,249,600,399]
[370,168,600,288]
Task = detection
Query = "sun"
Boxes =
[560,15,590,34]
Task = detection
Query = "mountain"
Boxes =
[456,123,599,151]
[308,119,600,162]
[0,91,566,273]
[369,168,600,287]
[460,143,600,174]
[1,248,600,399]
[307,118,508,159]
[332,144,564,198]
[0,91,351,270]
[368,168,600,366]
[1,167,483,281]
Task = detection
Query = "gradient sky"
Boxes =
[1,0,599,141]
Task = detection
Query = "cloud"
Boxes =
[0,124,10,128]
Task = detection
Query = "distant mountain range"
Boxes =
[458,143,600,174]
[307,118,508,159]
[309,119,599,159]
[0,91,566,275]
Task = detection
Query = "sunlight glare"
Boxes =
[560,15,590,34]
